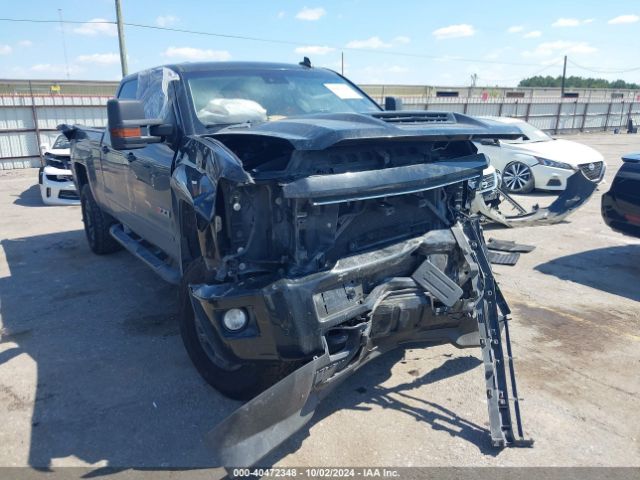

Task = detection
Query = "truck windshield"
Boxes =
[52,135,70,149]
[186,68,381,126]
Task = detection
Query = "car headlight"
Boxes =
[534,157,574,170]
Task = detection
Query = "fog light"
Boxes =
[222,308,248,331]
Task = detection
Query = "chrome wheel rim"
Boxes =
[502,163,532,192]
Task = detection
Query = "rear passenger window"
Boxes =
[118,79,138,99]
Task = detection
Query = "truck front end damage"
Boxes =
[173,112,532,466]
[472,169,597,228]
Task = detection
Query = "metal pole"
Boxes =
[57,10,71,79]
[115,0,128,77]
[580,102,589,132]
[554,102,562,135]
[341,51,344,76]
[560,55,567,98]
[626,101,634,131]
[604,102,613,131]
[28,81,44,167]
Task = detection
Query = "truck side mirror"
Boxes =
[479,138,500,146]
[384,96,403,111]
[107,99,173,150]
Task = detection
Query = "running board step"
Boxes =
[109,224,180,285]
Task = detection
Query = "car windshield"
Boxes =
[502,122,552,144]
[52,135,70,149]
[186,68,381,126]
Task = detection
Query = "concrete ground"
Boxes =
[0,132,638,471]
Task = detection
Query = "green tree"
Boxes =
[518,75,639,89]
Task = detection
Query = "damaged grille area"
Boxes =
[208,138,486,281]
[481,172,497,191]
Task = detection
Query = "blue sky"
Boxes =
[1,0,639,86]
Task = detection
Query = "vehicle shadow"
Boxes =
[12,184,44,207]
[1,229,494,470]
[262,351,496,466]
[0,229,237,469]
[535,244,640,302]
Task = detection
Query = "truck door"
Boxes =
[100,78,138,226]
[124,69,179,258]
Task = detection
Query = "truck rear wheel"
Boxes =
[178,259,293,401]
[80,184,122,254]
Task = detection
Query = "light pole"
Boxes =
[115,0,128,77]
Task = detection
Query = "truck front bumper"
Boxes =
[189,226,482,368]
[203,219,531,467]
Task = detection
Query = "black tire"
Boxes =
[80,184,122,254]
[502,161,535,194]
[178,259,295,401]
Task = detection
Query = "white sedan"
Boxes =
[38,134,80,206]
[475,117,606,193]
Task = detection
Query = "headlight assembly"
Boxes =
[534,157,574,170]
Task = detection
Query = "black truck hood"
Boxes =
[211,111,522,151]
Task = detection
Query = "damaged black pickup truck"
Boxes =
[62,61,532,466]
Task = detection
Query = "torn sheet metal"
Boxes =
[472,170,597,228]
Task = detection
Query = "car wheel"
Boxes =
[178,259,298,401]
[502,161,535,193]
[80,184,122,254]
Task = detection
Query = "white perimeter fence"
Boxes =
[2,92,639,169]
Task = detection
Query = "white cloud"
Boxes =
[295,7,326,21]
[277,11,286,19]
[294,45,335,55]
[522,41,597,57]
[163,46,231,61]
[393,36,411,44]
[345,36,392,49]
[523,30,542,38]
[156,15,178,27]
[77,53,120,65]
[552,18,580,27]
[608,14,639,24]
[30,63,84,75]
[355,64,411,83]
[483,47,512,61]
[0,44,12,55]
[18,40,32,47]
[432,24,475,39]
[552,18,593,27]
[507,25,524,33]
[73,18,117,36]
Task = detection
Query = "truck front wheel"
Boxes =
[178,259,294,401]
[80,184,122,254]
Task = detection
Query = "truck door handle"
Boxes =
[101,145,109,154]
[127,153,137,162]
